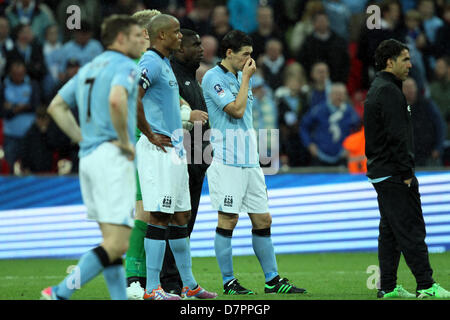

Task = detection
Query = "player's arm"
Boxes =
[179,96,208,128]
[47,95,82,144]
[223,58,256,119]
[109,85,134,158]
[137,86,154,139]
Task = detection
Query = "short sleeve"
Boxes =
[58,73,78,108]
[138,53,162,91]
[202,73,235,110]
[111,61,139,94]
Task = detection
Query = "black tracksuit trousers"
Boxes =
[373,176,434,291]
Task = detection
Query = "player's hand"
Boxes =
[190,110,208,124]
[148,132,173,153]
[112,140,135,161]
[242,58,256,79]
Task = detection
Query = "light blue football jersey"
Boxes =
[138,48,184,157]
[58,50,139,158]
[202,64,258,167]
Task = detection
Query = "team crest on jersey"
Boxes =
[214,84,225,97]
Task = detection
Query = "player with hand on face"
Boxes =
[202,30,307,296]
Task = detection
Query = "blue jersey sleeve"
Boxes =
[202,72,235,110]
[138,53,162,91]
[111,61,139,94]
[58,73,78,108]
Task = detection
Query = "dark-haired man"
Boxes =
[41,14,143,300]
[202,30,307,296]
[136,14,217,300]
[364,38,450,299]
[159,28,209,295]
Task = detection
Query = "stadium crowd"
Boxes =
[0,0,449,175]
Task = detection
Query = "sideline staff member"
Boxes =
[364,39,449,299]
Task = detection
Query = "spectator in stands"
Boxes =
[19,105,54,174]
[272,0,304,33]
[251,73,278,166]
[196,62,211,84]
[8,23,46,82]
[398,0,417,13]
[275,62,311,167]
[258,38,286,91]
[0,16,15,80]
[46,58,80,174]
[50,58,80,100]
[179,0,213,36]
[288,0,325,58]
[322,0,351,42]
[208,5,231,42]
[418,0,443,45]
[429,55,450,140]
[307,61,332,110]
[340,0,369,14]
[5,0,54,44]
[342,124,367,174]
[357,0,405,89]
[58,22,103,76]
[200,35,219,68]
[434,3,450,58]
[297,11,350,83]
[42,24,62,104]
[300,83,360,166]
[404,9,429,93]
[227,0,259,34]
[252,72,278,132]
[0,59,40,173]
[249,5,285,61]
[417,0,444,79]
[403,77,445,166]
[56,0,102,42]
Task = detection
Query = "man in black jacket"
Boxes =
[364,39,449,299]
[160,28,210,295]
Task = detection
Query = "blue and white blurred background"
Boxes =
[1,172,449,259]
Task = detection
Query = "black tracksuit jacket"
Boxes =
[363,71,415,180]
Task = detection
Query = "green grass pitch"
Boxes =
[1,252,449,300]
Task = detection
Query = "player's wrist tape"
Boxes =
[180,104,191,122]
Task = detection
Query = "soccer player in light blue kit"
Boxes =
[202,30,307,295]
[41,15,143,300]
[136,14,217,300]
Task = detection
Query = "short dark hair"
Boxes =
[101,15,138,48]
[180,28,198,45]
[218,30,253,59]
[374,38,409,71]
